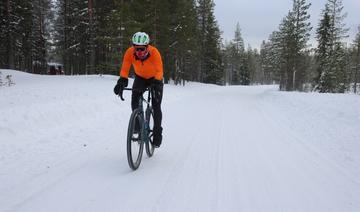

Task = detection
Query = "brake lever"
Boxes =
[119,90,125,101]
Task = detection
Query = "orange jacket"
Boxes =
[119,45,163,80]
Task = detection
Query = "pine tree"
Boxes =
[93,0,130,75]
[0,1,5,67]
[15,1,32,71]
[31,0,53,74]
[233,23,245,54]
[292,0,312,90]
[0,0,28,70]
[267,0,312,91]
[233,23,247,85]
[0,0,52,73]
[53,0,69,74]
[283,0,311,91]
[159,0,182,84]
[240,45,251,85]
[267,31,283,84]
[166,0,200,85]
[222,42,232,85]
[0,0,17,69]
[352,26,360,93]
[223,41,237,85]
[180,0,201,84]
[197,0,223,85]
[278,13,295,91]
[88,0,95,74]
[333,42,348,92]
[54,0,98,75]
[315,0,349,93]
[223,23,245,85]
[327,0,348,45]
[260,40,276,84]
[315,11,332,92]
[247,46,261,84]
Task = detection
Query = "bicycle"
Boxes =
[120,86,155,170]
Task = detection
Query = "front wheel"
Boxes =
[145,107,155,157]
[127,109,144,170]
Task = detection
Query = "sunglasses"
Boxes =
[134,46,147,52]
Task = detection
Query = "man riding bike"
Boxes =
[114,32,164,148]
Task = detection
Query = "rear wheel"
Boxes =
[145,107,155,157]
[127,109,144,170]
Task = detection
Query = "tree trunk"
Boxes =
[293,69,297,91]
[355,43,360,93]
[39,0,47,74]
[6,0,14,69]
[63,0,68,74]
[88,0,95,74]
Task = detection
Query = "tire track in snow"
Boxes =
[151,90,225,212]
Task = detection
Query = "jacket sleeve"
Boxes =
[152,48,164,80]
[119,48,133,78]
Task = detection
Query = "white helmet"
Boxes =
[132,32,150,45]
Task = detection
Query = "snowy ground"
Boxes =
[1,69,360,212]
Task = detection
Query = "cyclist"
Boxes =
[114,32,164,148]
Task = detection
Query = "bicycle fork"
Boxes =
[143,108,152,144]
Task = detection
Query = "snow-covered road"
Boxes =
[1,70,360,212]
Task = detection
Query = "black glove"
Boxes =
[113,77,128,95]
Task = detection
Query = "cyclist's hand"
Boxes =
[114,77,128,95]
[113,84,122,95]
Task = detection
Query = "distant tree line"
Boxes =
[1,0,359,93]
[0,0,52,74]
[222,0,360,93]
[1,0,223,85]
[257,0,360,93]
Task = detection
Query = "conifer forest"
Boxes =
[1,0,359,93]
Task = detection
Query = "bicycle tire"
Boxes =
[145,106,155,157]
[127,108,144,170]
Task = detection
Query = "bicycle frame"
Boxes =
[122,86,156,170]
[123,87,153,144]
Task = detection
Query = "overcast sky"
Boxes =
[213,0,360,50]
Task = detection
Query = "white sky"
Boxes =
[213,0,360,50]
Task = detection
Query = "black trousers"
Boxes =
[131,75,163,133]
